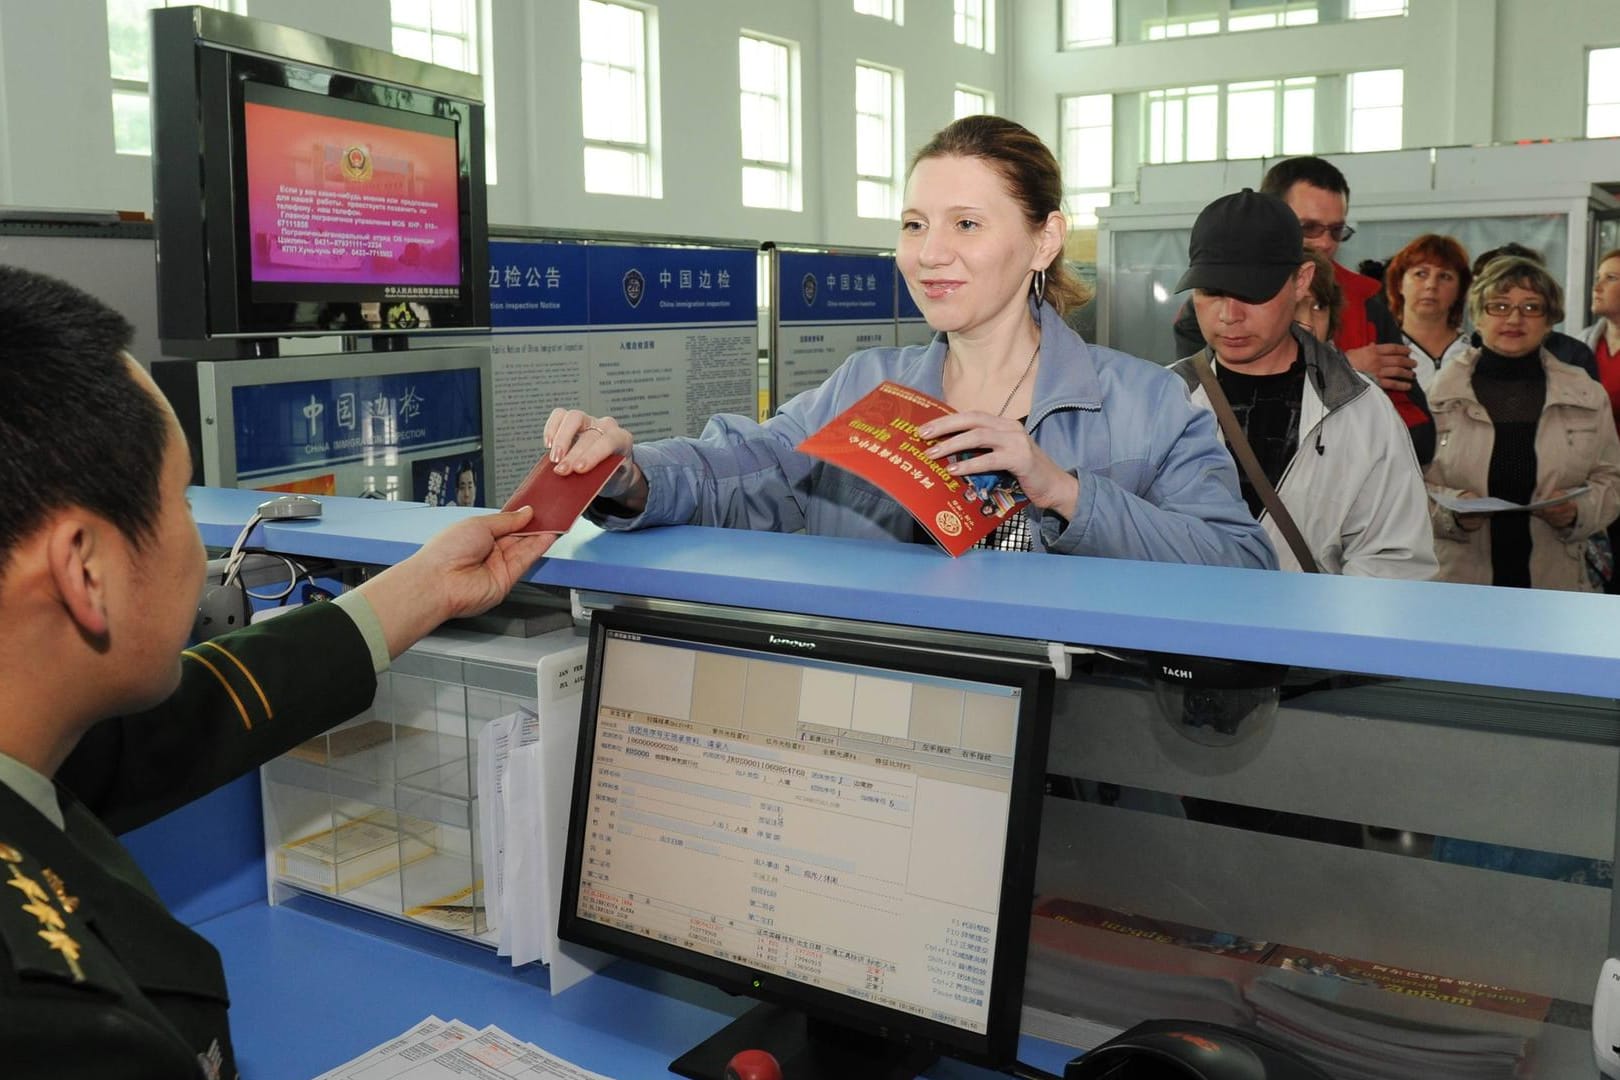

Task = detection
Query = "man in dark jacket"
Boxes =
[0,265,554,1079]
[1175,156,1435,464]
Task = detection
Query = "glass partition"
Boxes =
[1027,653,1617,1078]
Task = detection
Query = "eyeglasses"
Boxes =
[1482,299,1548,319]
[1298,222,1356,242]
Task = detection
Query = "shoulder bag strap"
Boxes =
[1190,349,1320,574]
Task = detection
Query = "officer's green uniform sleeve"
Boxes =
[56,600,379,834]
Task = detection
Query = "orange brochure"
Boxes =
[501,453,625,535]
[796,381,1027,556]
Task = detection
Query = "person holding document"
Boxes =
[544,115,1273,568]
[0,266,555,1076]
[1425,256,1620,590]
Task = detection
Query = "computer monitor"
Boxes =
[558,607,1053,1080]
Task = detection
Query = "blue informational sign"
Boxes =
[233,367,483,479]
[488,240,590,328]
[775,251,897,323]
[587,244,756,325]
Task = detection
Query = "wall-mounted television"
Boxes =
[152,7,489,356]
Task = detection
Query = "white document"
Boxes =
[502,742,548,966]
[310,1016,477,1080]
[476,706,539,952]
[376,1024,614,1080]
[1430,485,1588,515]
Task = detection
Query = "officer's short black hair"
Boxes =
[1261,156,1351,202]
[0,265,169,579]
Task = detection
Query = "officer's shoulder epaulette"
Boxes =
[0,839,113,993]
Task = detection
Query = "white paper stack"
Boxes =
[313,1016,612,1080]
[472,642,609,992]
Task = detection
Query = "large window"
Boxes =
[1101,0,1405,44]
[1228,0,1318,32]
[739,34,800,211]
[1062,0,1115,47]
[580,0,661,197]
[1061,94,1113,227]
[954,85,993,120]
[854,0,903,24]
[1347,68,1403,152]
[954,0,993,51]
[1144,85,1219,164]
[855,62,903,219]
[107,0,238,155]
[1225,77,1315,159]
[1588,47,1620,139]
[390,0,497,183]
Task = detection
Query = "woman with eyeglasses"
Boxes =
[1424,256,1620,590]
[1384,234,1472,393]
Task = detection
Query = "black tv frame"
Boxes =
[151,6,489,357]
[559,606,1054,1079]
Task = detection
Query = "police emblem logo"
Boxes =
[341,144,373,182]
[623,268,646,308]
[801,273,817,306]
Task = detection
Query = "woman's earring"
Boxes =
[1031,267,1047,311]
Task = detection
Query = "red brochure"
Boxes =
[501,453,625,535]
[796,381,1028,556]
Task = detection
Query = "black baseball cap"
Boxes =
[1175,189,1305,303]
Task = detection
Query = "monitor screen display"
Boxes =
[242,81,462,302]
[560,608,1052,1078]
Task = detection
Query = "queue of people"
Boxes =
[536,131,1620,596]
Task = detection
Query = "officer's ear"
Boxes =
[44,513,113,642]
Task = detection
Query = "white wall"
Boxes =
[0,0,1006,249]
[1008,0,1620,200]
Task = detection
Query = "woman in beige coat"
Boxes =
[1425,256,1620,591]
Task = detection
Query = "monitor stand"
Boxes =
[670,1002,938,1080]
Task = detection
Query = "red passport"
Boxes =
[796,381,1028,556]
[501,453,625,535]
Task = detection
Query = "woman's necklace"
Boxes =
[995,340,1041,418]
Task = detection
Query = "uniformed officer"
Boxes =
[0,265,555,1078]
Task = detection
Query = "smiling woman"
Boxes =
[538,115,1275,569]
[1424,256,1620,591]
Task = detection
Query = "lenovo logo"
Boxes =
[769,634,816,650]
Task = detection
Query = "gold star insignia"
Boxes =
[40,868,79,914]
[37,928,85,983]
[5,866,50,905]
[21,899,63,931]
[0,843,22,863]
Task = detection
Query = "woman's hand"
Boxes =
[916,412,1079,518]
[1531,489,1578,530]
[1454,491,1487,532]
[542,408,647,510]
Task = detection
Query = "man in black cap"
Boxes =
[1169,190,1435,578]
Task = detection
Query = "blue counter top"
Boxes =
[189,487,1620,699]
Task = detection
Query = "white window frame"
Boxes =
[1144,84,1219,164]
[854,0,903,25]
[953,0,994,52]
[739,32,801,211]
[1060,93,1114,227]
[389,0,499,184]
[1061,0,1114,48]
[1227,0,1319,33]
[108,0,241,156]
[580,0,662,198]
[1224,76,1316,159]
[1347,68,1403,152]
[1587,46,1620,139]
[1348,0,1407,17]
[954,84,993,120]
[855,61,903,220]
